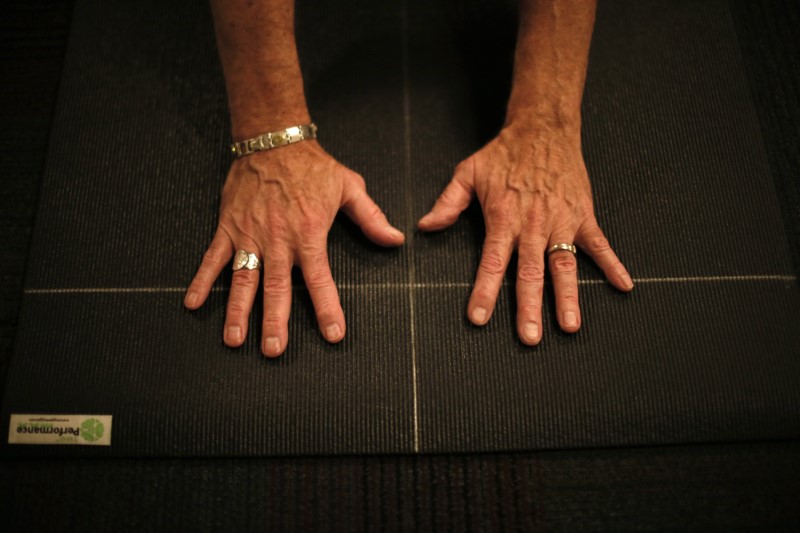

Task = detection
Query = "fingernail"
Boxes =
[472,307,488,324]
[324,323,342,342]
[563,311,577,328]
[418,213,432,225]
[264,337,281,356]
[523,323,539,343]
[621,272,634,290]
[226,325,242,344]
[386,226,404,239]
[185,292,198,308]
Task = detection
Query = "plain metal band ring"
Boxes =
[547,243,577,256]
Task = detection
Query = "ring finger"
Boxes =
[224,242,262,347]
[547,235,581,333]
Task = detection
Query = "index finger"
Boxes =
[575,219,633,291]
[185,231,233,309]
[468,232,514,325]
[299,243,346,343]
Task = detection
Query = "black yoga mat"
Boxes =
[2,0,798,457]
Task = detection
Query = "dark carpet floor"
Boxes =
[1,0,799,530]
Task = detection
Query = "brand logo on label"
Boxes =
[8,414,112,446]
[80,418,105,442]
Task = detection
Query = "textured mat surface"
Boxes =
[2,0,799,457]
[3,442,800,531]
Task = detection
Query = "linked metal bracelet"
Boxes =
[230,123,318,158]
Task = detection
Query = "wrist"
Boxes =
[224,66,311,139]
[502,111,582,147]
[230,110,312,141]
[228,90,311,140]
[504,103,581,135]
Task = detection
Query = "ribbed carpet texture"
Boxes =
[2,0,800,529]
[2,0,799,458]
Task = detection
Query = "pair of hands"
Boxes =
[184,125,633,357]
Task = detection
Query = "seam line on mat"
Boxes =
[401,0,420,454]
[22,275,798,294]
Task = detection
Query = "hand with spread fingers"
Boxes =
[185,0,403,356]
[418,124,632,344]
[419,0,632,344]
[196,0,631,353]
[185,140,403,356]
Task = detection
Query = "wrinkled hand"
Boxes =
[185,141,404,356]
[418,125,633,345]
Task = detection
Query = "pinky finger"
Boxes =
[185,231,233,309]
[575,220,634,292]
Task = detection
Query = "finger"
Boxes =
[468,232,514,325]
[418,160,474,231]
[575,219,634,291]
[516,236,547,345]
[548,236,581,333]
[341,174,405,247]
[185,231,233,310]
[261,249,293,358]
[300,244,346,343]
[223,243,261,347]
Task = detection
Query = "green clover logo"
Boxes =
[80,418,105,442]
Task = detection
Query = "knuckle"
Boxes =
[607,259,624,273]
[439,186,459,205]
[232,271,260,290]
[351,172,366,188]
[315,304,338,322]
[518,263,545,283]
[299,214,326,236]
[263,275,291,295]
[485,201,512,225]
[589,234,611,253]
[479,253,507,276]
[472,288,496,303]
[191,270,212,288]
[367,203,384,220]
[559,292,579,305]
[202,246,224,266]
[262,316,283,330]
[518,303,541,319]
[305,268,332,291]
[266,212,290,236]
[312,295,341,322]
[453,160,472,181]
[524,208,547,234]
[227,301,248,318]
[550,254,577,274]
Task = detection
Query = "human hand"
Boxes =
[418,124,633,345]
[185,141,404,356]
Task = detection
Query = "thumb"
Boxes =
[341,173,405,247]
[418,160,475,231]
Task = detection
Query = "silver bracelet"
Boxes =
[230,123,318,158]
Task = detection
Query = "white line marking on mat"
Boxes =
[401,0,420,455]
[631,275,797,283]
[24,275,797,295]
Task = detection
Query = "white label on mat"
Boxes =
[8,414,112,446]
